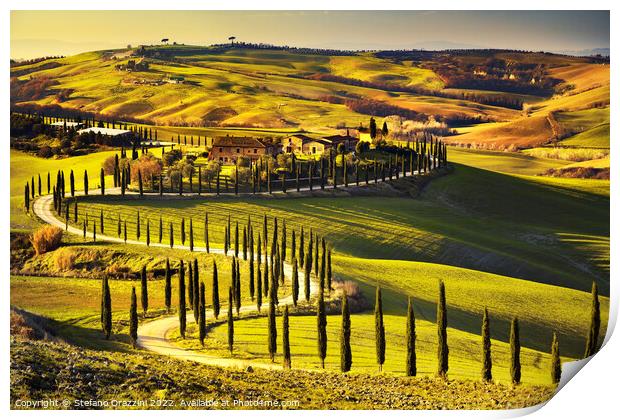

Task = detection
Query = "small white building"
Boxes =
[77,127,132,136]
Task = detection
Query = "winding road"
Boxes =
[32,185,321,371]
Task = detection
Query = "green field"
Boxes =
[560,124,610,149]
[203,313,559,385]
[10,149,117,230]
[12,46,544,130]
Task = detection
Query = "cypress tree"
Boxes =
[99,210,104,234]
[138,170,143,196]
[212,261,220,319]
[123,220,127,243]
[341,292,352,372]
[169,221,174,248]
[47,172,50,194]
[317,291,327,368]
[70,170,75,197]
[584,282,601,358]
[437,280,449,377]
[320,238,326,291]
[189,218,194,251]
[235,222,239,257]
[264,260,270,299]
[314,234,319,276]
[102,276,112,339]
[257,264,263,312]
[83,218,87,238]
[510,317,521,384]
[224,225,229,255]
[198,282,206,346]
[92,220,96,242]
[551,332,562,384]
[117,214,121,237]
[249,257,255,301]
[257,232,262,266]
[243,227,247,260]
[84,170,89,195]
[158,216,163,243]
[181,218,185,245]
[164,258,171,313]
[406,297,417,376]
[121,168,126,196]
[375,286,386,371]
[283,305,291,369]
[178,261,186,338]
[231,258,237,308]
[204,212,210,253]
[100,168,105,195]
[146,219,150,246]
[228,286,234,354]
[140,265,148,315]
[268,285,277,362]
[136,211,141,240]
[24,183,29,212]
[129,286,138,348]
[292,258,299,306]
[304,251,311,302]
[481,307,492,382]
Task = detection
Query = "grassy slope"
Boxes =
[560,124,610,149]
[10,149,117,230]
[447,114,553,148]
[14,48,526,128]
[69,154,609,358]
[204,313,559,385]
[11,337,553,409]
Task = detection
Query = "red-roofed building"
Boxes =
[209,136,281,163]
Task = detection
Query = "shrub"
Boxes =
[106,263,132,279]
[30,225,63,255]
[54,248,77,271]
[131,154,162,183]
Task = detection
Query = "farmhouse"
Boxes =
[281,134,332,155]
[322,134,359,152]
[281,132,360,156]
[209,136,280,163]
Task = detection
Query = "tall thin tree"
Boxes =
[129,286,138,348]
[481,307,492,382]
[341,292,352,372]
[510,317,521,384]
[375,286,386,372]
[437,280,449,377]
[283,305,291,369]
[317,291,327,368]
[584,282,601,358]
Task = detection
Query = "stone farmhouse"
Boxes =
[209,136,281,163]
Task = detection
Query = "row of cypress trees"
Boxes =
[106,247,600,386]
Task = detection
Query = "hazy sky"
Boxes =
[11,10,610,59]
